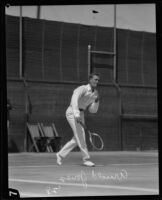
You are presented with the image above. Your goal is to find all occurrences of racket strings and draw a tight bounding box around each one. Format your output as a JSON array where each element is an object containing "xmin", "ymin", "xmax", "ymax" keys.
[{"xmin": 89, "ymin": 132, "xmax": 104, "ymax": 150}]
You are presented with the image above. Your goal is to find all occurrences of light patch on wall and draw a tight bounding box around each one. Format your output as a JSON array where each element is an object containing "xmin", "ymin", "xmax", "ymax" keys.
[
  {"xmin": 117, "ymin": 4, "xmax": 156, "ymax": 32},
  {"xmin": 5, "ymin": 6, "xmax": 37, "ymax": 18},
  {"xmin": 5, "ymin": 4, "xmax": 156, "ymax": 32}
]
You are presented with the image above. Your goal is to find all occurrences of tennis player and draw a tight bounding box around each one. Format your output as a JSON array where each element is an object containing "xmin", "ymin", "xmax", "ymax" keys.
[{"xmin": 56, "ymin": 73, "xmax": 100, "ymax": 167}]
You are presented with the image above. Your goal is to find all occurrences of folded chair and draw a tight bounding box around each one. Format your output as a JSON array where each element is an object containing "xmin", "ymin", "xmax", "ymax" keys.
[
  {"xmin": 26, "ymin": 123, "xmax": 50, "ymax": 152},
  {"xmin": 39, "ymin": 123, "xmax": 62, "ymax": 152}
]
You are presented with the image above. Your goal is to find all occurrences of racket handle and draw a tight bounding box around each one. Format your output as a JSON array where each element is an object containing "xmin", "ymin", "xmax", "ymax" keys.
[{"xmin": 79, "ymin": 121, "xmax": 87, "ymax": 130}]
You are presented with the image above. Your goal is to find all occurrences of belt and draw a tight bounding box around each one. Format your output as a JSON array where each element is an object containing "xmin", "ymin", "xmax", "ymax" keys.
[{"xmin": 69, "ymin": 105, "xmax": 84, "ymax": 112}]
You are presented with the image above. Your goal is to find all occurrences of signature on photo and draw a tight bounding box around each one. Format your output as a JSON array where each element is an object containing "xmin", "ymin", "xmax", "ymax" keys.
[{"xmin": 45, "ymin": 169, "xmax": 128, "ymax": 194}]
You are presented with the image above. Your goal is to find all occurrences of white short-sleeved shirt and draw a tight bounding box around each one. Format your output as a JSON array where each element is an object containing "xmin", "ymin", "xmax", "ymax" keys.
[{"xmin": 70, "ymin": 84, "xmax": 99, "ymax": 117}]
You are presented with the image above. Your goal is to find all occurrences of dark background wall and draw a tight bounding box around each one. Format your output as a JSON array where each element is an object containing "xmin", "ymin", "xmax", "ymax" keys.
[{"xmin": 6, "ymin": 15, "xmax": 158, "ymax": 152}]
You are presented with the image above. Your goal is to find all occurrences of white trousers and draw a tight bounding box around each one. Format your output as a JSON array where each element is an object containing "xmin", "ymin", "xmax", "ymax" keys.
[{"xmin": 58, "ymin": 106, "xmax": 90, "ymax": 161}]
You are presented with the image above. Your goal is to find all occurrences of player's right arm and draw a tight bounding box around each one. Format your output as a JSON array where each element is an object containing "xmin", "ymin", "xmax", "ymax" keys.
[{"xmin": 71, "ymin": 86, "xmax": 86, "ymax": 123}]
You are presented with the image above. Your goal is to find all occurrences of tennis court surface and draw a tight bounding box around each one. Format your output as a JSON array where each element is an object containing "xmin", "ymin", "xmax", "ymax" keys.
[{"xmin": 9, "ymin": 151, "xmax": 159, "ymax": 197}]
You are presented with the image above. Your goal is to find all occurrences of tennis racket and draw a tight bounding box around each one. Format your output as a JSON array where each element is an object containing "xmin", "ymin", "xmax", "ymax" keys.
[{"xmin": 79, "ymin": 121, "xmax": 104, "ymax": 151}]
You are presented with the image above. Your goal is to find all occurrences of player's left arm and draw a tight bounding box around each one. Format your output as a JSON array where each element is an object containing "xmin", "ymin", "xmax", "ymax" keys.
[{"xmin": 88, "ymin": 90, "xmax": 99, "ymax": 113}]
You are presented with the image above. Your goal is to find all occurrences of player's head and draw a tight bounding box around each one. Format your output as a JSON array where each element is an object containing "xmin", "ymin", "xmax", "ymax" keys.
[{"xmin": 89, "ymin": 72, "xmax": 100, "ymax": 88}]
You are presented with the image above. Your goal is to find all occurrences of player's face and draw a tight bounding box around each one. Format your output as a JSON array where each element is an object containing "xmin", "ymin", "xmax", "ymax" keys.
[{"xmin": 90, "ymin": 75, "xmax": 100, "ymax": 88}]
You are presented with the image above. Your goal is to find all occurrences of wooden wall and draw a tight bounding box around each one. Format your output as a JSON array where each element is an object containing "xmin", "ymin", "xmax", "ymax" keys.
[{"xmin": 7, "ymin": 80, "xmax": 158, "ymax": 152}]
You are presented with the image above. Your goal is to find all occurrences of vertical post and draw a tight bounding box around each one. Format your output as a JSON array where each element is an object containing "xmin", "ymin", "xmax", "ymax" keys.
[
  {"xmin": 19, "ymin": 6, "xmax": 23, "ymax": 78},
  {"xmin": 119, "ymin": 88, "xmax": 122, "ymax": 151},
  {"xmin": 113, "ymin": 4, "xmax": 117, "ymax": 83},
  {"xmin": 59, "ymin": 23, "xmax": 64, "ymax": 81},
  {"xmin": 76, "ymin": 24, "xmax": 80, "ymax": 81},
  {"xmin": 37, "ymin": 6, "xmax": 41, "ymax": 19},
  {"xmin": 113, "ymin": 5, "xmax": 122, "ymax": 150},
  {"xmin": 141, "ymin": 32, "xmax": 144, "ymax": 86},
  {"xmin": 24, "ymin": 93, "xmax": 28, "ymax": 152},
  {"xmin": 88, "ymin": 44, "xmax": 91, "ymax": 79},
  {"xmin": 23, "ymin": 79, "xmax": 28, "ymax": 152},
  {"xmin": 42, "ymin": 20, "xmax": 45, "ymax": 80}
]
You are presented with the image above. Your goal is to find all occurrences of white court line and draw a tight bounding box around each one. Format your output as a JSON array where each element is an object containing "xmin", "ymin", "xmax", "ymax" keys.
[
  {"xmin": 9, "ymin": 178, "xmax": 158, "ymax": 193},
  {"xmin": 20, "ymin": 192, "xmax": 62, "ymax": 197},
  {"xmin": 19, "ymin": 192, "xmax": 52, "ymax": 197},
  {"xmin": 9, "ymin": 163, "xmax": 158, "ymax": 168},
  {"xmin": 111, "ymin": 163, "xmax": 158, "ymax": 166}
]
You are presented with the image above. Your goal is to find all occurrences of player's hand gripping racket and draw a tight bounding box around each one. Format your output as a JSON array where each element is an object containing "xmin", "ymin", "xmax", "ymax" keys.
[{"xmin": 79, "ymin": 121, "xmax": 104, "ymax": 151}]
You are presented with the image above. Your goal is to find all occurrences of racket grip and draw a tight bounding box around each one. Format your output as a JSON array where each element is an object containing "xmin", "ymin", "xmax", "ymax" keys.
[{"xmin": 79, "ymin": 121, "xmax": 88, "ymax": 131}]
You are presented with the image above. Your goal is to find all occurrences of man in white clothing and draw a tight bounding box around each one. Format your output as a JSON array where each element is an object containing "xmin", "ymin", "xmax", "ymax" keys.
[{"xmin": 56, "ymin": 73, "xmax": 100, "ymax": 167}]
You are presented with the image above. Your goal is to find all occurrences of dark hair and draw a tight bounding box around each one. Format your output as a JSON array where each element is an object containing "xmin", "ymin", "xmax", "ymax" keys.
[{"xmin": 89, "ymin": 72, "xmax": 100, "ymax": 80}]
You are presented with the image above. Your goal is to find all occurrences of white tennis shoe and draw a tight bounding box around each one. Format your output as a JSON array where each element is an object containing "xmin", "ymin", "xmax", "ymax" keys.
[
  {"xmin": 83, "ymin": 160, "xmax": 95, "ymax": 167},
  {"xmin": 56, "ymin": 153, "xmax": 62, "ymax": 165}
]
